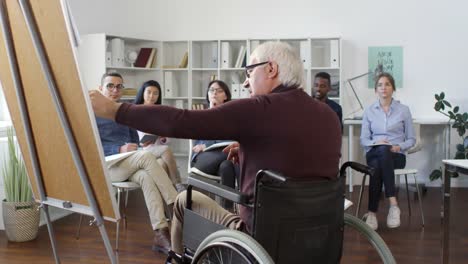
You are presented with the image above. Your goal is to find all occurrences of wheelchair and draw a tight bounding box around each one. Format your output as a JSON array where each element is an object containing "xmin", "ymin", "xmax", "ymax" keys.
[{"xmin": 166, "ymin": 162, "xmax": 396, "ymax": 264}]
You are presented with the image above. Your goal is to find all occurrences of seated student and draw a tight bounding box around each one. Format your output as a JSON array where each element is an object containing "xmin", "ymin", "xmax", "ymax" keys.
[
  {"xmin": 134, "ymin": 80, "xmax": 185, "ymax": 192},
  {"xmin": 313, "ymin": 71, "xmax": 343, "ymax": 130},
  {"xmin": 360, "ymin": 72, "xmax": 415, "ymax": 231},
  {"xmin": 96, "ymin": 72, "xmax": 177, "ymax": 253},
  {"xmin": 191, "ymin": 80, "xmax": 238, "ymax": 208},
  {"xmin": 89, "ymin": 42, "xmax": 341, "ymax": 255}
]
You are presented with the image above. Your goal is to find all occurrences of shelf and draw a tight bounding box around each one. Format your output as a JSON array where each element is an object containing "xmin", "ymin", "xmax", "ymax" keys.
[
  {"xmin": 164, "ymin": 97, "xmax": 189, "ymax": 100},
  {"xmin": 161, "ymin": 68, "xmax": 189, "ymax": 71},
  {"xmin": 192, "ymin": 68, "xmax": 218, "ymax": 71},
  {"xmin": 107, "ymin": 66, "xmax": 160, "ymax": 71},
  {"xmin": 311, "ymin": 67, "xmax": 340, "ymax": 70},
  {"xmin": 192, "ymin": 97, "xmax": 205, "ymax": 100},
  {"xmin": 220, "ymin": 68, "xmax": 244, "ymax": 71}
]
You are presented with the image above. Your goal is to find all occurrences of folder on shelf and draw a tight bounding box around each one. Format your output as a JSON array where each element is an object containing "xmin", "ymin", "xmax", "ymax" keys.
[
  {"xmin": 250, "ymin": 40, "xmax": 260, "ymax": 54},
  {"xmin": 234, "ymin": 45, "xmax": 246, "ymax": 68},
  {"xmin": 330, "ymin": 40, "xmax": 339, "ymax": 68},
  {"xmin": 164, "ymin": 71, "xmax": 174, "ymax": 97},
  {"xmin": 240, "ymin": 86, "xmax": 250, "ymax": 98},
  {"xmin": 134, "ymin": 47, "xmax": 153, "ymax": 67},
  {"xmin": 179, "ymin": 51, "xmax": 189, "ymax": 68},
  {"xmin": 300, "ymin": 41, "xmax": 310, "ymax": 68},
  {"xmin": 221, "ymin": 42, "xmax": 232, "ymax": 68},
  {"xmin": 231, "ymin": 83, "xmax": 240, "ymax": 99}
]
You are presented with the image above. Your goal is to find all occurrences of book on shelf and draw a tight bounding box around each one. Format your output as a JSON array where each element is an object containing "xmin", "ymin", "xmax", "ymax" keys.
[
  {"xmin": 145, "ymin": 48, "xmax": 157, "ymax": 68},
  {"xmin": 234, "ymin": 45, "xmax": 246, "ymax": 68},
  {"xmin": 122, "ymin": 88, "xmax": 137, "ymax": 96},
  {"xmin": 210, "ymin": 74, "xmax": 217, "ymax": 82},
  {"xmin": 192, "ymin": 103, "xmax": 205, "ymax": 110},
  {"xmin": 134, "ymin": 47, "xmax": 153, "ymax": 68},
  {"xmin": 178, "ymin": 51, "xmax": 188, "ymax": 68}
]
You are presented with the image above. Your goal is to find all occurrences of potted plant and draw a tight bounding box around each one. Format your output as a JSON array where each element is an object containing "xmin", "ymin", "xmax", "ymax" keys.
[
  {"xmin": 429, "ymin": 92, "xmax": 468, "ymax": 181},
  {"xmin": 2, "ymin": 127, "xmax": 39, "ymax": 242}
]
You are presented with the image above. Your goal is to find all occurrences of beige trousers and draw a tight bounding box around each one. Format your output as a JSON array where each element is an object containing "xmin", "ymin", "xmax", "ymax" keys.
[
  {"xmin": 109, "ymin": 150, "xmax": 177, "ymax": 230},
  {"xmin": 171, "ymin": 190, "xmax": 244, "ymax": 254}
]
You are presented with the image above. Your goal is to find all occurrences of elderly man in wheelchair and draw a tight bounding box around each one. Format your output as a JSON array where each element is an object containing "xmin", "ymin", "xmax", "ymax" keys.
[
  {"xmin": 90, "ymin": 41, "xmax": 395, "ymax": 263},
  {"xmin": 166, "ymin": 162, "xmax": 395, "ymax": 264}
]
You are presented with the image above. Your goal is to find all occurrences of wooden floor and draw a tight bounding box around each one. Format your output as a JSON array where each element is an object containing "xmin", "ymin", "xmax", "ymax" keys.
[{"xmin": 1, "ymin": 186, "xmax": 468, "ymax": 263}]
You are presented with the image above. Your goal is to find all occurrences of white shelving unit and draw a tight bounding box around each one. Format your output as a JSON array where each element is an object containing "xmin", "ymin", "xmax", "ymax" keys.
[{"xmin": 78, "ymin": 34, "xmax": 342, "ymax": 180}]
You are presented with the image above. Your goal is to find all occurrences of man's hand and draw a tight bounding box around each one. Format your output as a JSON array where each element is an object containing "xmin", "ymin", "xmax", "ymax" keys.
[
  {"xmin": 120, "ymin": 143, "xmax": 138, "ymax": 153},
  {"xmin": 140, "ymin": 141, "xmax": 154, "ymax": 148},
  {"xmin": 89, "ymin": 90, "xmax": 121, "ymax": 120},
  {"xmin": 192, "ymin": 144, "xmax": 206, "ymax": 153},
  {"xmin": 223, "ymin": 142, "xmax": 240, "ymax": 164},
  {"xmin": 390, "ymin": 145, "xmax": 401, "ymax": 153}
]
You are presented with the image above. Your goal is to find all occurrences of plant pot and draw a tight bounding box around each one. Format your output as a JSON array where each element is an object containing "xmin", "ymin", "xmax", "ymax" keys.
[{"xmin": 2, "ymin": 200, "xmax": 40, "ymax": 242}]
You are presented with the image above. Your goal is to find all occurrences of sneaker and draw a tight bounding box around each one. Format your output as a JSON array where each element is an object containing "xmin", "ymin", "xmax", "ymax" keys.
[
  {"xmin": 365, "ymin": 213, "xmax": 378, "ymax": 231},
  {"xmin": 387, "ymin": 205, "xmax": 401, "ymax": 228}
]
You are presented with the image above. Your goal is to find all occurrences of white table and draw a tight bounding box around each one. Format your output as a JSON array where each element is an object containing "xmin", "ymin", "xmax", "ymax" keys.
[
  {"xmin": 441, "ymin": 159, "xmax": 468, "ymax": 264},
  {"xmin": 343, "ymin": 117, "xmax": 451, "ymax": 192}
]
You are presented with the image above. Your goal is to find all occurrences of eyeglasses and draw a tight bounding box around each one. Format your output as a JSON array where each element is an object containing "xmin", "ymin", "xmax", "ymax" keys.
[
  {"xmin": 244, "ymin": 61, "xmax": 269, "ymax": 78},
  {"xmin": 208, "ymin": 88, "xmax": 225, "ymax": 94},
  {"xmin": 105, "ymin": 83, "xmax": 125, "ymax": 91}
]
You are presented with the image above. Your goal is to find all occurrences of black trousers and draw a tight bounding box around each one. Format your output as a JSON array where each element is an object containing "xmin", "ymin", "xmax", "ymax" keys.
[
  {"xmin": 191, "ymin": 150, "xmax": 237, "ymax": 189},
  {"xmin": 366, "ymin": 145, "xmax": 406, "ymax": 212}
]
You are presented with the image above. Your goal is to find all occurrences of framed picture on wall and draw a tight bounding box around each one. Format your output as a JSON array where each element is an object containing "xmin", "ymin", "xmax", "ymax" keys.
[{"xmin": 368, "ymin": 46, "xmax": 403, "ymax": 88}]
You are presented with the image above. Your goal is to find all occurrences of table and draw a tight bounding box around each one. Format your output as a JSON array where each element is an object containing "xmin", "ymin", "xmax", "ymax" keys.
[
  {"xmin": 343, "ymin": 117, "xmax": 451, "ymax": 192},
  {"xmin": 441, "ymin": 159, "xmax": 468, "ymax": 264}
]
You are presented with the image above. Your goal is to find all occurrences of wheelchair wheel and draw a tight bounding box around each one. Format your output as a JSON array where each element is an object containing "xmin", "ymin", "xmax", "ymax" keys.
[
  {"xmin": 344, "ymin": 213, "xmax": 396, "ymax": 264},
  {"xmin": 192, "ymin": 229, "xmax": 274, "ymax": 264}
]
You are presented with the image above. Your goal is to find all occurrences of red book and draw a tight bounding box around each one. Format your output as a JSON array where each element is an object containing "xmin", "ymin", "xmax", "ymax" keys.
[{"xmin": 134, "ymin": 48, "xmax": 153, "ymax": 67}]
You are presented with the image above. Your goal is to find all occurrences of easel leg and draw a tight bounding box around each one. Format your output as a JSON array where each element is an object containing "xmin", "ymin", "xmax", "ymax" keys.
[
  {"xmin": 97, "ymin": 222, "xmax": 118, "ymax": 264},
  {"xmin": 42, "ymin": 204, "xmax": 61, "ymax": 264}
]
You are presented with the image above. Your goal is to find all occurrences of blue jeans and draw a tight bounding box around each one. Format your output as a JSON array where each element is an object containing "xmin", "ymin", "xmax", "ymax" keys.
[{"xmin": 366, "ymin": 145, "xmax": 406, "ymax": 212}]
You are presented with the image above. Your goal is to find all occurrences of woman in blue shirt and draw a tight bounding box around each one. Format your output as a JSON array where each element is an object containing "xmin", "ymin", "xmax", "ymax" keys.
[{"xmin": 360, "ymin": 73, "xmax": 415, "ymax": 231}]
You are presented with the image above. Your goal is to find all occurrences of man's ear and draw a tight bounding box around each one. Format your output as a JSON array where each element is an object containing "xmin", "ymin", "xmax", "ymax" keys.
[{"xmin": 267, "ymin": 62, "xmax": 279, "ymax": 79}]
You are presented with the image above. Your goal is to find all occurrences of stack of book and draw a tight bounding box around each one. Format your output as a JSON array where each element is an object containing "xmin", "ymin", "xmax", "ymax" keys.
[
  {"xmin": 134, "ymin": 48, "xmax": 157, "ymax": 68},
  {"xmin": 192, "ymin": 103, "xmax": 205, "ymax": 110},
  {"xmin": 121, "ymin": 88, "xmax": 137, "ymax": 101}
]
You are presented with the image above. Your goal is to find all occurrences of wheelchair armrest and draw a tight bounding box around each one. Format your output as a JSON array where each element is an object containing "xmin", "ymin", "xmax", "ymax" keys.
[
  {"xmin": 340, "ymin": 161, "xmax": 374, "ymax": 177},
  {"xmin": 187, "ymin": 173, "xmax": 252, "ymax": 206}
]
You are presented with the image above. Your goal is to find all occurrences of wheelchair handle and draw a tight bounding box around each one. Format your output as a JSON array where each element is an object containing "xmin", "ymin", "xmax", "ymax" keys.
[
  {"xmin": 256, "ymin": 169, "xmax": 287, "ymax": 183},
  {"xmin": 340, "ymin": 161, "xmax": 374, "ymax": 176}
]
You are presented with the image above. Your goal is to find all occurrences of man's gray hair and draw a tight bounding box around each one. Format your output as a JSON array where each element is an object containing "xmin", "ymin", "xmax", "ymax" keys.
[{"xmin": 251, "ymin": 41, "xmax": 305, "ymax": 88}]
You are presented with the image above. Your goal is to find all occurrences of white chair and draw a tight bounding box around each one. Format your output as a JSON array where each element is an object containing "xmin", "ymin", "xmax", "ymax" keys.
[
  {"xmin": 393, "ymin": 123, "xmax": 424, "ymax": 227},
  {"xmin": 187, "ymin": 139, "xmax": 222, "ymax": 182},
  {"xmin": 75, "ymin": 179, "xmax": 141, "ymax": 251}
]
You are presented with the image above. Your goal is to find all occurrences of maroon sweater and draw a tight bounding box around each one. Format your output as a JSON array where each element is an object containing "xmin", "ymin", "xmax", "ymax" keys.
[{"xmin": 116, "ymin": 85, "xmax": 341, "ymax": 230}]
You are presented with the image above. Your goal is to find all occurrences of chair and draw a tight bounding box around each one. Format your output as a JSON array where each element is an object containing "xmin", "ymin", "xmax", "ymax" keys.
[
  {"xmin": 75, "ymin": 178, "xmax": 141, "ymax": 251},
  {"xmin": 356, "ymin": 123, "xmax": 425, "ymax": 227},
  {"xmin": 167, "ymin": 162, "xmax": 396, "ymax": 264}
]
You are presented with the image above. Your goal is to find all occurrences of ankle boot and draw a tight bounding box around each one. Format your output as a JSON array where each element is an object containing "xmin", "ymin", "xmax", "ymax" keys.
[{"xmin": 152, "ymin": 227, "xmax": 171, "ymax": 254}]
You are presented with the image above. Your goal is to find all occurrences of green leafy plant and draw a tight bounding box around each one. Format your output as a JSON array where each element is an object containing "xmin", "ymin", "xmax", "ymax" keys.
[
  {"xmin": 429, "ymin": 92, "xmax": 468, "ymax": 181},
  {"xmin": 2, "ymin": 128, "xmax": 32, "ymax": 202}
]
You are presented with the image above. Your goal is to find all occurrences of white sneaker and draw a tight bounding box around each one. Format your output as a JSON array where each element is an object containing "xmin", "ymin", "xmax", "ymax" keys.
[
  {"xmin": 365, "ymin": 213, "xmax": 378, "ymax": 230},
  {"xmin": 387, "ymin": 205, "xmax": 401, "ymax": 228}
]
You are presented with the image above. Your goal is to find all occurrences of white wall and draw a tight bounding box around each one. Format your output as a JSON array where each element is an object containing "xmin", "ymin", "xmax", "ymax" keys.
[{"xmin": 68, "ymin": 0, "xmax": 468, "ymax": 186}]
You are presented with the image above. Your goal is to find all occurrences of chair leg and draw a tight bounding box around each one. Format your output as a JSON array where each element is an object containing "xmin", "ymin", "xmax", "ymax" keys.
[
  {"xmin": 356, "ymin": 174, "xmax": 367, "ymax": 217},
  {"xmin": 404, "ymin": 175, "xmax": 411, "ymax": 216},
  {"xmin": 76, "ymin": 214, "xmax": 84, "ymax": 239},
  {"xmin": 413, "ymin": 174, "xmax": 425, "ymax": 227}
]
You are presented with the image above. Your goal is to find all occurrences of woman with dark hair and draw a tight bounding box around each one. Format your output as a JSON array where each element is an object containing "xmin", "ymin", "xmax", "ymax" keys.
[
  {"xmin": 135, "ymin": 80, "xmax": 184, "ymax": 192},
  {"xmin": 191, "ymin": 80, "xmax": 237, "ymax": 209},
  {"xmin": 360, "ymin": 73, "xmax": 415, "ymax": 231}
]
